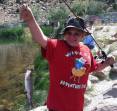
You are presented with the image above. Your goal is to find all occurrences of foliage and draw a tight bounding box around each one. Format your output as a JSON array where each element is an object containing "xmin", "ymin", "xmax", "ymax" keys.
[
  {"xmin": 0, "ymin": 27, "xmax": 25, "ymax": 43},
  {"xmin": 34, "ymin": 52, "xmax": 49, "ymax": 90},
  {"xmin": 13, "ymin": 52, "xmax": 49, "ymax": 110},
  {"xmin": 33, "ymin": 52, "xmax": 49, "ymax": 105},
  {"xmin": 48, "ymin": 5, "xmax": 69, "ymax": 22},
  {"xmin": 33, "ymin": 90, "xmax": 48, "ymax": 106},
  {"xmin": 41, "ymin": 25, "xmax": 54, "ymax": 37},
  {"xmin": 72, "ymin": 0, "xmax": 105, "ymax": 16},
  {"xmin": 47, "ymin": 5, "xmax": 69, "ymax": 38},
  {"xmin": 31, "ymin": 5, "xmax": 40, "ymax": 21}
]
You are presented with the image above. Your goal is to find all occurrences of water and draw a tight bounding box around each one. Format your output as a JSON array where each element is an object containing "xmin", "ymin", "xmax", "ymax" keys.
[{"xmin": 0, "ymin": 43, "xmax": 38, "ymax": 110}]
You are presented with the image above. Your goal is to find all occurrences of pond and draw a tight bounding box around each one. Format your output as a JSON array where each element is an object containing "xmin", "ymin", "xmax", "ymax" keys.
[{"xmin": 0, "ymin": 43, "xmax": 38, "ymax": 111}]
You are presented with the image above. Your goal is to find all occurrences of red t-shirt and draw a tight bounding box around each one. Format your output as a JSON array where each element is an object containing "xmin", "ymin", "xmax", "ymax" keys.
[{"xmin": 41, "ymin": 39, "xmax": 98, "ymax": 111}]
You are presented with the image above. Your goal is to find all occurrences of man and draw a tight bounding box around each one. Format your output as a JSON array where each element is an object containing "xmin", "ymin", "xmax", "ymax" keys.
[
  {"xmin": 83, "ymin": 22, "xmax": 96, "ymax": 50},
  {"xmin": 83, "ymin": 34, "xmax": 96, "ymax": 49},
  {"xmin": 20, "ymin": 4, "xmax": 115, "ymax": 111}
]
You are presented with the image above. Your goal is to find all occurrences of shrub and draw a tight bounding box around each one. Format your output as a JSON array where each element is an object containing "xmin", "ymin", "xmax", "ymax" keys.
[
  {"xmin": 41, "ymin": 25, "xmax": 54, "ymax": 37},
  {"xmin": 0, "ymin": 27, "xmax": 25, "ymax": 43},
  {"xmin": 72, "ymin": 0, "xmax": 105, "ymax": 16},
  {"xmin": 34, "ymin": 52, "xmax": 49, "ymax": 90},
  {"xmin": 47, "ymin": 5, "xmax": 69, "ymax": 38},
  {"xmin": 48, "ymin": 6, "xmax": 69, "ymax": 22},
  {"xmin": 33, "ymin": 52, "xmax": 49, "ymax": 105}
]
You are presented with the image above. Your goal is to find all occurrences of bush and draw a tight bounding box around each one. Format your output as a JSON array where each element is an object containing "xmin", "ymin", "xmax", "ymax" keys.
[
  {"xmin": 47, "ymin": 5, "xmax": 69, "ymax": 38},
  {"xmin": 0, "ymin": 27, "xmax": 25, "ymax": 43},
  {"xmin": 34, "ymin": 52, "xmax": 49, "ymax": 90},
  {"xmin": 72, "ymin": 2, "xmax": 86, "ymax": 16},
  {"xmin": 32, "ymin": 52, "xmax": 49, "ymax": 105},
  {"xmin": 72, "ymin": 0, "xmax": 105, "ymax": 16},
  {"xmin": 48, "ymin": 6, "xmax": 69, "ymax": 22},
  {"xmin": 41, "ymin": 25, "xmax": 54, "ymax": 37}
]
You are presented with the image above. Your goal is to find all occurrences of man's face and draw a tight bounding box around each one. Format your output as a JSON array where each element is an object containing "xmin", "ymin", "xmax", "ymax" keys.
[{"xmin": 64, "ymin": 28, "xmax": 84, "ymax": 47}]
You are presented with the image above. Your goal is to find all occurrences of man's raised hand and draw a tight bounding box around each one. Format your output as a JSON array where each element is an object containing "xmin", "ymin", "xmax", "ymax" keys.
[{"xmin": 20, "ymin": 4, "xmax": 34, "ymax": 23}]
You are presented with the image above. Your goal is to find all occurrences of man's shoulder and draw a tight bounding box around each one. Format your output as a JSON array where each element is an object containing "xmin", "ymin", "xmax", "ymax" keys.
[
  {"xmin": 47, "ymin": 38, "xmax": 65, "ymax": 48},
  {"xmin": 79, "ymin": 42, "xmax": 90, "ymax": 51},
  {"xmin": 48, "ymin": 38, "xmax": 63, "ymax": 43}
]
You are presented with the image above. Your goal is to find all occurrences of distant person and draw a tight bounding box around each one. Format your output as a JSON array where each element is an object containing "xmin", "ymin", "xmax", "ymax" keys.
[
  {"xmin": 20, "ymin": 4, "xmax": 115, "ymax": 111},
  {"xmin": 83, "ymin": 22, "xmax": 96, "ymax": 50},
  {"xmin": 83, "ymin": 34, "xmax": 96, "ymax": 49}
]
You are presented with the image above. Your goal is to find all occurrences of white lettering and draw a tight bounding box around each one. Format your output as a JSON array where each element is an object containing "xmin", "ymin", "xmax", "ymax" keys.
[
  {"xmin": 60, "ymin": 80, "xmax": 86, "ymax": 89},
  {"xmin": 65, "ymin": 51, "xmax": 79, "ymax": 57}
]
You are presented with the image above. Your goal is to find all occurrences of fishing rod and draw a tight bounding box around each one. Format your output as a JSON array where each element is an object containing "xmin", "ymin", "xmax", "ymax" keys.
[
  {"xmin": 62, "ymin": 0, "xmax": 113, "ymax": 67},
  {"xmin": 62, "ymin": 0, "xmax": 102, "ymax": 49}
]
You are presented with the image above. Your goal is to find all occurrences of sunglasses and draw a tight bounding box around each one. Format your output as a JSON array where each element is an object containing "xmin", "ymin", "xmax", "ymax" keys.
[{"xmin": 65, "ymin": 31, "xmax": 82, "ymax": 36}]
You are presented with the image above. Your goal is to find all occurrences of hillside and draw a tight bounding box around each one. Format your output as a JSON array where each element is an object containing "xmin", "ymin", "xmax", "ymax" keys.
[{"xmin": 0, "ymin": 0, "xmax": 117, "ymax": 25}]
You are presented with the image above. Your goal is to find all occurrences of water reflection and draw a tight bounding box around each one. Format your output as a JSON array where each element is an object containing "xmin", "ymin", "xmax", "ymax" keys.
[{"xmin": 0, "ymin": 43, "xmax": 38, "ymax": 110}]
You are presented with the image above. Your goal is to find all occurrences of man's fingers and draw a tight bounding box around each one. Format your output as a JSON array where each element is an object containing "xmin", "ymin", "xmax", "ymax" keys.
[
  {"xmin": 20, "ymin": 4, "xmax": 28, "ymax": 12},
  {"xmin": 19, "ymin": 4, "xmax": 34, "ymax": 22},
  {"xmin": 19, "ymin": 4, "xmax": 28, "ymax": 20},
  {"xmin": 22, "ymin": 4, "xmax": 28, "ymax": 10}
]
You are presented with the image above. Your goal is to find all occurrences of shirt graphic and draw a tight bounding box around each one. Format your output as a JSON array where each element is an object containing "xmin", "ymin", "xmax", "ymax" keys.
[{"xmin": 71, "ymin": 57, "xmax": 86, "ymax": 82}]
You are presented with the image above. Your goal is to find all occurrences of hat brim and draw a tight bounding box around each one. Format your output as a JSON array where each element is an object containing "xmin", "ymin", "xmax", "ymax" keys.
[{"xmin": 62, "ymin": 25, "xmax": 90, "ymax": 35}]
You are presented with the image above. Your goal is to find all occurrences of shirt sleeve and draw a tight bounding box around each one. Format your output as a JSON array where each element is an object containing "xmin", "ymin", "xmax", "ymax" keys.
[{"xmin": 41, "ymin": 39, "xmax": 57, "ymax": 62}]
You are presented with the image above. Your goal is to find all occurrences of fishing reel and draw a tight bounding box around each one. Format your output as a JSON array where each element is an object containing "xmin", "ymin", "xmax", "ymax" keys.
[
  {"xmin": 94, "ymin": 50, "xmax": 113, "ymax": 67},
  {"xmin": 94, "ymin": 50, "xmax": 107, "ymax": 61}
]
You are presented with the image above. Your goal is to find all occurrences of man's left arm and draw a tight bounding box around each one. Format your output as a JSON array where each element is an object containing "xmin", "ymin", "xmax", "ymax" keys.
[{"xmin": 95, "ymin": 56, "xmax": 115, "ymax": 72}]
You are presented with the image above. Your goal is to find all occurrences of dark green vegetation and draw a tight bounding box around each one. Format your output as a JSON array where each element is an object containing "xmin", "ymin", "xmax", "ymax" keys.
[
  {"xmin": 41, "ymin": 25, "xmax": 54, "ymax": 37},
  {"xmin": 33, "ymin": 53, "xmax": 49, "ymax": 105},
  {"xmin": 0, "ymin": 27, "xmax": 25, "ymax": 44}
]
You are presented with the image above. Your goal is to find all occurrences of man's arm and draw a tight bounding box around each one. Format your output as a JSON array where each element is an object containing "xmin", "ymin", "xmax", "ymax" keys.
[
  {"xmin": 20, "ymin": 4, "xmax": 47, "ymax": 49},
  {"xmin": 95, "ymin": 56, "xmax": 115, "ymax": 72}
]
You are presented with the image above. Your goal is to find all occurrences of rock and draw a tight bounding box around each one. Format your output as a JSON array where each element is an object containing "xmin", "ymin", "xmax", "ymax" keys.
[
  {"xmin": 103, "ymin": 82, "xmax": 117, "ymax": 98},
  {"xmin": 87, "ymin": 80, "xmax": 92, "ymax": 90},
  {"xmin": 30, "ymin": 106, "xmax": 48, "ymax": 111},
  {"xmin": 84, "ymin": 94, "xmax": 92, "ymax": 106},
  {"xmin": 31, "ymin": 0, "xmax": 36, "ymax": 4},
  {"xmin": 84, "ymin": 80, "xmax": 117, "ymax": 111},
  {"xmin": 109, "ymin": 68, "xmax": 117, "ymax": 80},
  {"xmin": 102, "ymin": 67, "xmax": 111, "ymax": 79},
  {"xmin": 16, "ymin": 0, "xmax": 21, "ymax": 4},
  {"xmin": 0, "ymin": 105, "xmax": 5, "ymax": 111},
  {"xmin": 109, "ymin": 62, "xmax": 117, "ymax": 80},
  {"xmin": 110, "ymin": 51, "xmax": 117, "ymax": 60},
  {"xmin": 91, "ymin": 98, "xmax": 117, "ymax": 111},
  {"xmin": 93, "ymin": 71, "xmax": 106, "ymax": 80},
  {"xmin": 92, "ymin": 64, "xmax": 112, "ymax": 81},
  {"xmin": 89, "ymin": 75, "xmax": 99, "ymax": 83},
  {"xmin": 0, "ymin": 104, "xmax": 10, "ymax": 111},
  {"xmin": 103, "ymin": 45, "xmax": 111, "ymax": 54}
]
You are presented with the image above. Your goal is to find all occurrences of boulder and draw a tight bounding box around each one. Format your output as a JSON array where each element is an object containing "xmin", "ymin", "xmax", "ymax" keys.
[
  {"xmin": 84, "ymin": 94, "xmax": 92, "ymax": 106},
  {"xmin": 89, "ymin": 75, "xmax": 99, "ymax": 83},
  {"xmin": 91, "ymin": 98, "xmax": 117, "ymax": 111},
  {"xmin": 0, "ymin": 104, "xmax": 10, "ymax": 111},
  {"xmin": 93, "ymin": 72, "xmax": 106, "ymax": 80},
  {"xmin": 109, "ymin": 65, "xmax": 117, "ymax": 80},
  {"xmin": 86, "ymin": 79, "xmax": 92, "ymax": 91},
  {"xmin": 84, "ymin": 80, "xmax": 117, "ymax": 111},
  {"xmin": 30, "ymin": 106, "xmax": 48, "ymax": 111}
]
